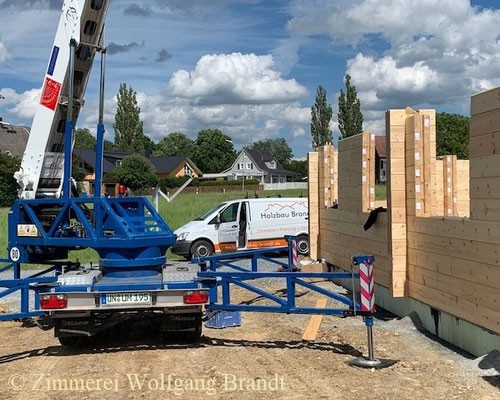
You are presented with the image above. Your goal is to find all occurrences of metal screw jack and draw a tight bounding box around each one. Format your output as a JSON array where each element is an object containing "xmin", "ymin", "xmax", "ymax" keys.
[{"xmin": 348, "ymin": 316, "xmax": 397, "ymax": 369}]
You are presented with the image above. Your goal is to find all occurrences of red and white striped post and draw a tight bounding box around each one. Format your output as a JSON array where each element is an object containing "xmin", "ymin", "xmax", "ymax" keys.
[
  {"xmin": 359, "ymin": 258, "xmax": 375, "ymax": 312},
  {"xmin": 292, "ymin": 239, "xmax": 298, "ymax": 270}
]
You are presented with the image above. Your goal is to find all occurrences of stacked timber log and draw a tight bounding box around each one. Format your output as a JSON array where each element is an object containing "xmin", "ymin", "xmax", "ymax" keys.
[{"xmin": 470, "ymin": 87, "xmax": 500, "ymax": 221}]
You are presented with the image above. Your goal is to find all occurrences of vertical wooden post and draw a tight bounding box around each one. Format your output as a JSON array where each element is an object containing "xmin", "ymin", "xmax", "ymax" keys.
[
  {"xmin": 308, "ymin": 152, "xmax": 319, "ymax": 260},
  {"xmin": 405, "ymin": 113, "xmax": 425, "ymax": 217},
  {"xmin": 330, "ymin": 146, "xmax": 338, "ymax": 203},
  {"xmin": 419, "ymin": 111, "xmax": 436, "ymax": 216},
  {"xmin": 386, "ymin": 110, "xmax": 407, "ymax": 297},
  {"xmin": 443, "ymin": 155, "xmax": 458, "ymax": 217}
]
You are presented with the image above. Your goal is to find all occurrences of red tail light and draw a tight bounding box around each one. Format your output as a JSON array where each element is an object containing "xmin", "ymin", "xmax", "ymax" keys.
[
  {"xmin": 40, "ymin": 294, "xmax": 68, "ymax": 309},
  {"xmin": 183, "ymin": 290, "xmax": 209, "ymax": 304}
]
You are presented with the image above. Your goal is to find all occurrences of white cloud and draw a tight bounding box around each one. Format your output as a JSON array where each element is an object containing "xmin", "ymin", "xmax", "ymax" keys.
[
  {"xmin": 292, "ymin": 127, "xmax": 305, "ymax": 137},
  {"xmin": 0, "ymin": 87, "xmax": 41, "ymax": 119},
  {"xmin": 168, "ymin": 53, "xmax": 308, "ymax": 105},
  {"xmin": 0, "ymin": 40, "xmax": 9, "ymax": 63},
  {"xmin": 346, "ymin": 54, "xmax": 440, "ymax": 109},
  {"xmin": 285, "ymin": 0, "xmax": 500, "ymax": 134}
]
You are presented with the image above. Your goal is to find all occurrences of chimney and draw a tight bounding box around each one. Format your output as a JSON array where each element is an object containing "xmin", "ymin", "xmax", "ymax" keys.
[{"xmin": 145, "ymin": 148, "xmax": 151, "ymax": 158}]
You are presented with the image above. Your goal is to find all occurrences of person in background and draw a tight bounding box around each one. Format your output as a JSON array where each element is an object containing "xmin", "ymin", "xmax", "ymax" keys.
[{"xmin": 118, "ymin": 184, "xmax": 128, "ymax": 197}]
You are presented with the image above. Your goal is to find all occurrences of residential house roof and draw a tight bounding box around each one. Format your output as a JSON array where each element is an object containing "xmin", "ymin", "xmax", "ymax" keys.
[
  {"xmin": 0, "ymin": 121, "xmax": 30, "ymax": 158},
  {"xmin": 73, "ymin": 148, "xmax": 202, "ymax": 176},
  {"xmin": 238, "ymin": 149, "xmax": 297, "ymax": 176},
  {"xmin": 375, "ymin": 136, "xmax": 386, "ymax": 159}
]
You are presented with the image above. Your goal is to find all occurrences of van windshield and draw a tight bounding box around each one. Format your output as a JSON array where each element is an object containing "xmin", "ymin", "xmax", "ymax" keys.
[{"xmin": 194, "ymin": 203, "xmax": 228, "ymax": 221}]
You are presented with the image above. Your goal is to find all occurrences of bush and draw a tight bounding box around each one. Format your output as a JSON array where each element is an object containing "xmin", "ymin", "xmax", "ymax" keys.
[
  {"xmin": 72, "ymin": 163, "xmax": 87, "ymax": 182},
  {"xmin": 115, "ymin": 154, "xmax": 157, "ymax": 194},
  {"xmin": 0, "ymin": 153, "xmax": 20, "ymax": 207},
  {"xmin": 103, "ymin": 171, "xmax": 118, "ymax": 183}
]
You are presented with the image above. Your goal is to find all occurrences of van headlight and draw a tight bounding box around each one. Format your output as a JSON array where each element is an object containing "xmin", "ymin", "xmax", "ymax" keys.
[{"xmin": 177, "ymin": 232, "xmax": 189, "ymax": 241}]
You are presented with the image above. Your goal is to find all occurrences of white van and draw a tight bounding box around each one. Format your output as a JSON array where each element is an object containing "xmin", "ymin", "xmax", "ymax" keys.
[{"xmin": 171, "ymin": 198, "xmax": 309, "ymax": 259}]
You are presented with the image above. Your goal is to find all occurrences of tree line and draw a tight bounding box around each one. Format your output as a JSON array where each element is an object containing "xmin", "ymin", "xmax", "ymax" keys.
[
  {"xmin": 75, "ymin": 83, "xmax": 307, "ymax": 178},
  {"xmin": 0, "ymin": 78, "xmax": 471, "ymax": 206}
]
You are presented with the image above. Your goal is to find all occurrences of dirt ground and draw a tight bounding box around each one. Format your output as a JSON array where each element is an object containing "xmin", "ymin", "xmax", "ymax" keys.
[{"xmin": 0, "ymin": 279, "xmax": 498, "ymax": 400}]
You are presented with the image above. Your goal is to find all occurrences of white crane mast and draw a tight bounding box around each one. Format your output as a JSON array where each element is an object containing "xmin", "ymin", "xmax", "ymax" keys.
[{"xmin": 15, "ymin": 0, "xmax": 109, "ymax": 199}]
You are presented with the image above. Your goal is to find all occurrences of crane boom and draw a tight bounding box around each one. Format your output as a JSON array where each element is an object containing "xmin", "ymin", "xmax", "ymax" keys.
[{"xmin": 15, "ymin": 0, "xmax": 109, "ymax": 199}]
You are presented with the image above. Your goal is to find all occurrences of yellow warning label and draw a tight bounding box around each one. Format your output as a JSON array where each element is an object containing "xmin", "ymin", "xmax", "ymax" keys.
[{"xmin": 17, "ymin": 224, "xmax": 39, "ymax": 237}]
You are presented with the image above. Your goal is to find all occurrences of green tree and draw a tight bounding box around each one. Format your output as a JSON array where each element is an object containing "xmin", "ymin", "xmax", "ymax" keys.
[
  {"xmin": 436, "ymin": 112, "xmax": 469, "ymax": 159},
  {"xmin": 284, "ymin": 159, "xmax": 307, "ymax": 178},
  {"xmin": 338, "ymin": 74, "xmax": 363, "ymax": 139},
  {"xmin": 192, "ymin": 129, "xmax": 236, "ymax": 173},
  {"xmin": 104, "ymin": 140, "xmax": 115, "ymax": 151},
  {"xmin": 74, "ymin": 128, "xmax": 96, "ymax": 150},
  {"xmin": 113, "ymin": 83, "xmax": 145, "ymax": 153},
  {"xmin": 250, "ymin": 138, "xmax": 293, "ymax": 165},
  {"xmin": 154, "ymin": 132, "xmax": 195, "ymax": 157},
  {"xmin": 143, "ymin": 135, "xmax": 157, "ymax": 154},
  {"xmin": 0, "ymin": 153, "xmax": 19, "ymax": 207},
  {"xmin": 72, "ymin": 162, "xmax": 87, "ymax": 182},
  {"xmin": 115, "ymin": 154, "xmax": 157, "ymax": 194},
  {"xmin": 311, "ymin": 85, "xmax": 333, "ymax": 148}
]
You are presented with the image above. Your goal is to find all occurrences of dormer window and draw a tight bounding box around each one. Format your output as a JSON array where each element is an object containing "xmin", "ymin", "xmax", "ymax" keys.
[{"xmin": 266, "ymin": 160, "xmax": 276, "ymax": 169}]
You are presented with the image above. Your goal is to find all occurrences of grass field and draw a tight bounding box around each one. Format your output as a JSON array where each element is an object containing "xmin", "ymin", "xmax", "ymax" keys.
[
  {"xmin": 0, "ymin": 186, "xmax": 387, "ymax": 264},
  {"xmin": 0, "ymin": 189, "xmax": 305, "ymax": 264}
]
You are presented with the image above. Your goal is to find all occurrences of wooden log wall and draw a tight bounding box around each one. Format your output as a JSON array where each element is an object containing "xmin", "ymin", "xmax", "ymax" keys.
[
  {"xmin": 308, "ymin": 144, "xmax": 338, "ymax": 260},
  {"xmin": 308, "ymin": 87, "xmax": 500, "ymax": 333},
  {"xmin": 470, "ymin": 87, "xmax": 500, "ymax": 221},
  {"xmin": 338, "ymin": 133, "xmax": 375, "ymax": 212},
  {"xmin": 311, "ymin": 133, "xmax": 391, "ymax": 289}
]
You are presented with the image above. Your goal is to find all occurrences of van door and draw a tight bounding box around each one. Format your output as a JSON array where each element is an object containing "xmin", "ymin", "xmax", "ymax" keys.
[
  {"xmin": 217, "ymin": 202, "xmax": 240, "ymax": 252},
  {"xmin": 238, "ymin": 202, "xmax": 248, "ymax": 248}
]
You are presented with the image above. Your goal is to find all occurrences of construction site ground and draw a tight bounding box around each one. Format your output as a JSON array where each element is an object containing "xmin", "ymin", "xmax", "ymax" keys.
[{"xmin": 0, "ymin": 264, "xmax": 498, "ymax": 400}]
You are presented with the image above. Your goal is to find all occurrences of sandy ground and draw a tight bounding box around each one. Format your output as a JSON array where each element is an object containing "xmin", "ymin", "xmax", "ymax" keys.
[{"xmin": 0, "ymin": 278, "xmax": 498, "ymax": 400}]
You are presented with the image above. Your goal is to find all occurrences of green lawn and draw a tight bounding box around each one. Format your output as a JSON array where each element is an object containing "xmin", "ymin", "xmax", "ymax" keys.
[
  {"xmin": 0, "ymin": 186, "xmax": 385, "ymax": 265},
  {"xmin": 375, "ymin": 184, "xmax": 387, "ymax": 201},
  {"xmin": 0, "ymin": 189, "xmax": 305, "ymax": 264}
]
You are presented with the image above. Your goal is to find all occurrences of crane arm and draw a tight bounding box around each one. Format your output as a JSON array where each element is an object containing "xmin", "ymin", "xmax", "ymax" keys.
[{"xmin": 15, "ymin": 0, "xmax": 110, "ymax": 199}]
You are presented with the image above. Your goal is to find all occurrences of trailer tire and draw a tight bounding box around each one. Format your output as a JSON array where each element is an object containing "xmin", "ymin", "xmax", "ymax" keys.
[
  {"xmin": 58, "ymin": 336, "xmax": 86, "ymax": 348},
  {"xmin": 190, "ymin": 240, "xmax": 214, "ymax": 260},
  {"xmin": 296, "ymin": 235, "xmax": 309, "ymax": 256}
]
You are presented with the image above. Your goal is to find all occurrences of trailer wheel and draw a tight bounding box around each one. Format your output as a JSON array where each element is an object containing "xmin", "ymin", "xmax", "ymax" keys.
[
  {"xmin": 296, "ymin": 235, "xmax": 309, "ymax": 256},
  {"xmin": 58, "ymin": 336, "xmax": 86, "ymax": 348},
  {"xmin": 190, "ymin": 240, "xmax": 214, "ymax": 260}
]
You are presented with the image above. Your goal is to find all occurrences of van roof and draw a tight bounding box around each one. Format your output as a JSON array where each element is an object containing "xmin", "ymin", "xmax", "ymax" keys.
[{"xmin": 227, "ymin": 197, "xmax": 306, "ymax": 203}]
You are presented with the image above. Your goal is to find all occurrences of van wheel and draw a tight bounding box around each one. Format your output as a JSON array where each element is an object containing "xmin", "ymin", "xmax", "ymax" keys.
[
  {"xmin": 296, "ymin": 235, "xmax": 309, "ymax": 256},
  {"xmin": 58, "ymin": 336, "xmax": 86, "ymax": 348},
  {"xmin": 190, "ymin": 240, "xmax": 214, "ymax": 260}
]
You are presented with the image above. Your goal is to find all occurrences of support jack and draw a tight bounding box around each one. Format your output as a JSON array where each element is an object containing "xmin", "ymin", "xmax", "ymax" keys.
[{"xmin": 348, "ymin": 317, "xmax": 397, "ymax": 369}]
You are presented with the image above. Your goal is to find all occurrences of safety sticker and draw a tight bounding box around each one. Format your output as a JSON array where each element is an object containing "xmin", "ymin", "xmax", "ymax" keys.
[{"xmin": 40, "ymin": 77, "xmax": 61, "ymax": 111}]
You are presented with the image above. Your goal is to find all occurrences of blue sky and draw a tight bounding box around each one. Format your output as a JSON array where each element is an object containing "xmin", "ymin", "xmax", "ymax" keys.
[{"xmin": 0, "ymin": 0, "xmax": 499, "ymax": 158}]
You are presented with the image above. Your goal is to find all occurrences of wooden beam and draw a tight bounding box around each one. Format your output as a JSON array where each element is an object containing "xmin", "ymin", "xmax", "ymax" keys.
[{"xmin": 302, "ymin": 298, "xmax": 328, "ymax": 341}]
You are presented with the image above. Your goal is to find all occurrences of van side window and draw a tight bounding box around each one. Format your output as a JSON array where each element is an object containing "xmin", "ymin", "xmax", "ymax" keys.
[{"xmin": 220, "ymin": 203, "xmax": 239, "ymax": 223}]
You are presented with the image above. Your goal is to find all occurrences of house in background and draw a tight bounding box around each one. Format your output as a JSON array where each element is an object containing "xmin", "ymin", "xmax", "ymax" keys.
[
  {"xmin": 203, "ymin": 149, "xmax": 297, "ymax": 184},
  {"xmin": 73, "ymin": 149, "xmax": 202, "ymax": 196},
  {"xmin": 0, "ymin": 119, "xmax": 30, "ymax": 158},
  {"xmin": 375, "ymin": 136, "xmax": 387, "ymax": 184}
]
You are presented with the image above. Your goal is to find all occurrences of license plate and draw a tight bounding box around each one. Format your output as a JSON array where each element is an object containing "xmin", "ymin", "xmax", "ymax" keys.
[{"xmin": 101, "ymin": 292, "xmax": 151, "ymax": 306}]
